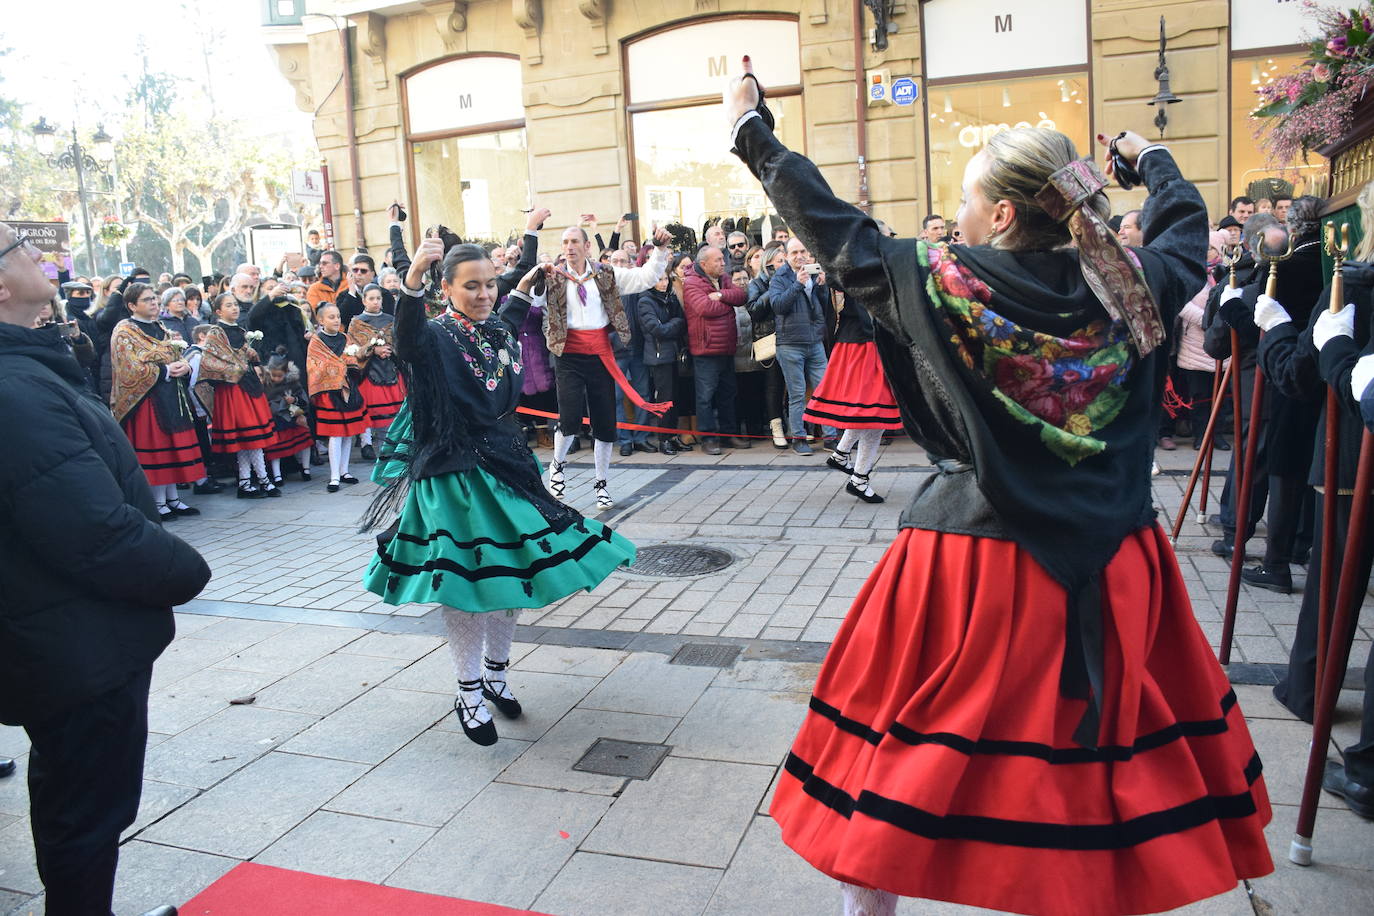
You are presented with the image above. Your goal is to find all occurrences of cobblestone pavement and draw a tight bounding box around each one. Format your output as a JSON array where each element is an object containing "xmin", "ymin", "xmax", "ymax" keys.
[{"xmin": 1, "ymin": 439, "xmax": 1371, "ymax": 914}]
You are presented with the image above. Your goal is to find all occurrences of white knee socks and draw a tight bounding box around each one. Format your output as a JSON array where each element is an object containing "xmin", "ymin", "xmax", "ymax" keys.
[
  {"xmin": 360, "ymin": 427, "xmax": 373, "ymax": 446},
  {"xmin": 552, "ymin": 431, "xmax": 573, "ymax": 464},
  {"xmin": 270, "ymin": 458, "xmax": 282, "ymax": 478},
  {"xmin": 442, "ymin": 606, "xmax": 491, "ymax": 727},
  {"xmin": 297, "ymin": 446, "xmax": 312, "ymax": 467},
  {"xmin": 483, "ymin": 610, "xmax": 520, "ymax": 701},
  {"xmin": 236, "ymin": 450, "xmax": 252, "ymax": 484},
  {"xmin": 593, "ymin": 439, "xmax": 612, "ymax": 481},
  {"xmin": 854, "ymin": 428, "xmax": 882, "ymax": 476},
  {"xmin": 327, "ymin": 437, "xmax": 351, "ymax": 482},
  {"xmin": 248, "ymin": 448, "xmax": 268, "ymax": 482},
  {"xmin": 838, "ymin": 428, "xmax": 860, "ymax": 453},
  {"xmin": 841, "ymin": 883, "xmax": 898, "ymax": 916}
]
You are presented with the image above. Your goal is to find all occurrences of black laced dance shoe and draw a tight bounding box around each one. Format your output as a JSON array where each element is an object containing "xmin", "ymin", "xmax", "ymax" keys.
[
  {"xmin": 846, "ymin": 472, "xmax": 885, "ymax": 504},
  {"xmin": 481, "ymin": 658, "xmax": 523, "ymax": 719},
  {"xmin": 454, "ymin": 679, "xmax": 497, "ymax": 746}
]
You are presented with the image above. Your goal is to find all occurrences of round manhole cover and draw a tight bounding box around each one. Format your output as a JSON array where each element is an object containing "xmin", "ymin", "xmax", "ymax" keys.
[{"xmin": 628, "ymin": 544, "xmax": 734, "ymax": 578}]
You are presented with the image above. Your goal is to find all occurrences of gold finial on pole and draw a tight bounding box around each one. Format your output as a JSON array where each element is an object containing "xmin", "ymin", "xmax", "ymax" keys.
[{"xmin": 1325, "ymin": 221, "xmax": 1351, "ymax": 313}]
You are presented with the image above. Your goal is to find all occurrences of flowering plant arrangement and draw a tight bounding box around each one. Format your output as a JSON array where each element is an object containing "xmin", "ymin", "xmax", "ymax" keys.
[
  {"xmin": 1253, "ymin": 3, "xmax": 1374, "ymax": 162},
  {"xmin": 370, "ymin": 336, "xmax": 386, "ymax": 348},
  {"xmin": 245, "ymin": 330, "xmax": 264, "ymax": 343},
  {"xmin": 97, "ymin": 216, "xmax": 130, "ymax": 247},
  {"xmin": 344, "ymin": 343, "xmax": 360, "ymax": 357},
  {"xmin": 167, "ymin": 337, "xmax": 188, "ymax": 350}
]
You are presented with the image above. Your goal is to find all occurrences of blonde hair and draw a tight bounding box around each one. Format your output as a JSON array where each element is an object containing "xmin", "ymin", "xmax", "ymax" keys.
[
  {"xmin": 1356, "ymin": 181, "xmax": 1374, "ymax": 261},
  {"xmin": 978, "ymin": 128, "xmax": 1110, "ymax": 251}
]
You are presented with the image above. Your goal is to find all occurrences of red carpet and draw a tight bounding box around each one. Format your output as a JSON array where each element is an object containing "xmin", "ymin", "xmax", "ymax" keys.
[{"xmin": 182, "ymin": 863, "xmax": 549, "ymax": 915}]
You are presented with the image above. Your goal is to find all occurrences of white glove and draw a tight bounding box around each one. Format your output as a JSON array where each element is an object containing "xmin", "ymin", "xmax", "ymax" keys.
[
  {"xmin": 1313, "ymin": 303, "xmax": 1356, "ymax": 351},
  {"xmin": 1219, "ymin": 285, "xmax": 1245, "ymax": 304},
  {"xmin": 1253, "ymin": 294, "xmax": 1291, "ymax": 333},
  {"xmin": 1352, "ymin": 353, "xmax": 1374, "ymax": 404}
]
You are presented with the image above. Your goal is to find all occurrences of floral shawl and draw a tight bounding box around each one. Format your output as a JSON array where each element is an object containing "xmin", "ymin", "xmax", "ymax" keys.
[
  {"xmin": 306, "ymin": 332, "xmax": 357, "ymax": 397},
  {"xmin": 345, "ymin": 313, "xmax": 396, "ymax": 372},
  {"xmin": 198, "ymin": 325, "xmax": 252, "ymax": 385},
  {"xmin": 924, "ymin": 242, "xmax": 1134, "ymax": 465},
  {"xmin": 109, "ymin": 319, "xmax": 180, "ymax": 422}
]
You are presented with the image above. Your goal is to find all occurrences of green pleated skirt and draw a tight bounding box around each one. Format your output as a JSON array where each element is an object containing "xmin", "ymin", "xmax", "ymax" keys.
[{"xmin": 363, "ymin": 411, "xmax": 635, "ymax": 611}]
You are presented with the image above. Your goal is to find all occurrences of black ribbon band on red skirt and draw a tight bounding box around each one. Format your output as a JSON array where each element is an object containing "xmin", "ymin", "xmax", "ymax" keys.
[
  {"xmin": 564, "ymin": 328, "xmax": 671, "ymax": 416},
  {"xmin": 1062, "ymin": 575, "xmax": 1105, "ymax": 749}
]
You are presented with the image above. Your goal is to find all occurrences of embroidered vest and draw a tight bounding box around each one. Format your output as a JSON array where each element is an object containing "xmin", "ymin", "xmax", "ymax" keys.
[{"xmin": 542, "ymin": 264, "xmax": 631, "ymax": 356}]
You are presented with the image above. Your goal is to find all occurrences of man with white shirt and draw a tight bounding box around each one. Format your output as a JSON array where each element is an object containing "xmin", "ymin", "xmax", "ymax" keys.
[{"xmin": 537, "ymin": 224, "xmax": 672, "ymax": 509}]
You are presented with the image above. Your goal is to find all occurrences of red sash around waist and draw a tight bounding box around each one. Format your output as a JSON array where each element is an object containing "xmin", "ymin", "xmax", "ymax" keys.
[{"xmin": 564, "ymin": 328, "xmax": 671, "ymax": 416}]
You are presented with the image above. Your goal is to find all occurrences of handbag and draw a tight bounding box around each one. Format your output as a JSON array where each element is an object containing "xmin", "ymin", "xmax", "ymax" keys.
[{"xmin": 751, "ymin": 333, "xmax": 776, "ymax": 363}]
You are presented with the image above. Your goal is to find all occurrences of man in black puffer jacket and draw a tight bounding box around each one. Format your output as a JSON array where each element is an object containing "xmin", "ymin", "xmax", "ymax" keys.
[{"xmin": 0, "ymin": 221, "xmax": 210, "ymax": 916}]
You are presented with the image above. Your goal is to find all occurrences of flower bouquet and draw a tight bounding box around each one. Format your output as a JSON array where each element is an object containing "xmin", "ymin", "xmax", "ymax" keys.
[
  {"xmin": 344, "ymin": 343, "xmax": 361, "ymax": 357},
  {"xmin": 246, "ymin": 330, "xmax": 264, "ymax": 343},
  {"xmin": 97, "ymin": 216, "xmax": 130, "ymax": 248},
  {"xmin": 1253, "ymin": 3, "xmax": 1374, "ymax": 162},
  {"xmin": 168, "ymin": 337, "xmax": 188, "ymax": 351}
]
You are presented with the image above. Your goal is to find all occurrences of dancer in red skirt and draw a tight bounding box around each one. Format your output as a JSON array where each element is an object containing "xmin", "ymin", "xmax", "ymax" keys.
[
  {"xmin": 262, "ymin": 350, "xmax": 314, "ymax": 485},
  {"xmin": 109, "ymin": 282, "xmax": 204, "ymax": 522},
  {"xmin": 346, "ymin": 283, "xmax": 406, "ymax": 461},
  {"xmin": 307, "ymin": 302, "xmax": 369, "ymax": 492},
  {"xmin": 727, "ymin": 61, "xmax": 1271, "ymax": 916},
  {"xmin": 201, "ymin": 293, "xmax": 279, "ymax": 499},
  {"xmin": 804, "ymin": 286, "xmax": 903, "ymax": 503}
]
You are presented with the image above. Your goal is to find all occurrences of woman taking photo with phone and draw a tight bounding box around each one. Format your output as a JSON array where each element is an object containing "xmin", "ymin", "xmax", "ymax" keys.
[
  {"xmin": 725, "ymin": 60, "xmax": 1271, "ymax": 915},
  {"xmin": 360, "ymin": 240, "xmax": 635, "ymax": 747}
]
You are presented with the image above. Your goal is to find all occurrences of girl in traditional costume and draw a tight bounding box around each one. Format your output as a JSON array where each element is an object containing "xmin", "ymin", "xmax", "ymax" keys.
[
  {"xmin": 360, "ymin": 241, "xmax": 635, "ymax": 746},
  {"xmin": 201, "ymin": 293, "xmax": 279, "ymax": 498},
  {"xmin": 307, "ymin": 302, "xmax": 370, "ymax": 492},
  {"xmin": 805, "ymin": 284, "xmax": 903, "ymax": 503},
  {"xmin": 726, "ymin": 62, "xmax": 1272, "ymax": 916},
  {"xmin": 262, "ymin": 350, "xmax": 315, "ymax": 484},
  {"xmin": 109, "ymin": 282, "xmax": 204, "ymax": 521},
  {"xmin": 345, "ymin": 282, "xmax": 406, "ymax": 461}
]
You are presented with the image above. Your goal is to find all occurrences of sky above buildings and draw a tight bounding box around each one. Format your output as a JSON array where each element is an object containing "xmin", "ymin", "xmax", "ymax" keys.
[{"xmin": 3, "ymin": 0, "xmax": 312, "ymax": 144}]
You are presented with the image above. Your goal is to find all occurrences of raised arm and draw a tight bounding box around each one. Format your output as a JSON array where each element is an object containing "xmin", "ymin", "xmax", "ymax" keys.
[
  {"xmin": 497, "ymin": 207, "xmax": 549, "ymax": 300},
  {"xmin": 1132, "ymin": 147, "xmax": 1208, "ymax": 314},
  {"xmin": 397, "ymin": 236, "xmax": 447, "ymax": 362},
  {"xmin": 614, "ymin": 236, "xmax": 670, "ymax": 294}
]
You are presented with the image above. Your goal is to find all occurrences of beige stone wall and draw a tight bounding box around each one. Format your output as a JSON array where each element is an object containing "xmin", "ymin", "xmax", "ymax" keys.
[{"xmin": 266, "ymin": 0, "xmax": 1241, "ymax": 252}]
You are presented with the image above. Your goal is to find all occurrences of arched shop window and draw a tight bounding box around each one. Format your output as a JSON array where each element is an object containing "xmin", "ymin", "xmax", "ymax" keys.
[
  {"xmin": 402, "ymin": 55, "xmax": 531, "ymax": 244},
  {"xmin": 921, "ymin": 0, "xmax": 1091, "ymax": 223},
  {"xmin": 1230, "ymin": 1, "xmax": 1331, "ymax": 201},
  {"xmin": 625, "ymin": 17, "xmax": 805, "ymax": 241}
]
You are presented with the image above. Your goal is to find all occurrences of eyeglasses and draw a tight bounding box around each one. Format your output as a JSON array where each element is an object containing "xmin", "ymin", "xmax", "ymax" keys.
[
  {"xmin": 0, "ymin": 237, "xmax": 39, "ymax": 262},
  {"xmin": 350, "ymin": 266, "xmax": 372, "ymax": 273},
  {"xmin": 728, "ymin": 242, "xmax": 747, "ymax": 249}
]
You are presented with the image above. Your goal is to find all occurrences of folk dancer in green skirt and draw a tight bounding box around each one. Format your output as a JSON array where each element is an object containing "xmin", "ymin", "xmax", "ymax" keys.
[{"xmin": 361, "ymin": 238, "xmax": 636, "ymax": 745}]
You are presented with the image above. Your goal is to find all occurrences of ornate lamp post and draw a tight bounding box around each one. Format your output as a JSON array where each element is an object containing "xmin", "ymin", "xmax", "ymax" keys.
[{"xmin": 30, "ymin": 117, "xmax": 115, "ymax": 275}]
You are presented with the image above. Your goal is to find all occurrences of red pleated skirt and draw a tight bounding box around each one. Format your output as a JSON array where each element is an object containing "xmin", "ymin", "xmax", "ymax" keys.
[
  {"xmin": 771, "ymin": 524, "xmax": 1273, "ymax": 916},
  {"xmin": 358, "ymin": 376, "xmax": 406, "ymax": 425},
  {"xmin": 210, "ymin": 385, "xmax": 275, "ymax": 453},
  {"xmin": 121, "ymin": 398, "xmax": 205, "ymax": 486},
  {"xmin": 312, "ymin": 391, "xmax": 370, "ymax": 438},
  {"xmin": 803, "ymin": 341, "xmax": 902, "ymax": 429},
  {"xmin": 266, "ymin": 421, "xmax": 314, "ymax": 460}
]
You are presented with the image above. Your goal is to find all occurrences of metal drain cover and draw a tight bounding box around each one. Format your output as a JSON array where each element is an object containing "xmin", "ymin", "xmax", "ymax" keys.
[
  {"xmin": 669, "ymin": 642, "xmax": 741, "ymax": 669},
  {"xmin": 572, "ymin": 738, "xmax": 671, "ymax": 780},
  {"xmin": 628, "ymin": 544, "xmax": 734, "ymax": 578}
]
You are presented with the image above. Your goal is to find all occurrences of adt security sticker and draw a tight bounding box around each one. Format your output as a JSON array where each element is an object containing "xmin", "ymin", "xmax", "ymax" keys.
[{"xmin": 891, "ymin": 78, "xmax": 919, "ymax": 106}]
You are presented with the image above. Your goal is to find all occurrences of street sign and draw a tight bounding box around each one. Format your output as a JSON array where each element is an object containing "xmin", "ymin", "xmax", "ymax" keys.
[
  {"xmin": 891, "ymin": 77, "xmax": 919, "ymax": 106},
  {"xmin": 291, "ymin": 169, "xmax": 326, "ymax": 205}
]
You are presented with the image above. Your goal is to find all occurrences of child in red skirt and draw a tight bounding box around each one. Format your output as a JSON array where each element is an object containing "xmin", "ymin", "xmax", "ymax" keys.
[
  {"xmin": 262, "ymin": 350, "xmax": 314, "ymax": 485},
  {"xmin": 307, "ymin": 302, "xmax": 370, "ymax": 492},
  {"xmin": 345, "ymin": 283, "xmax": 406, "ymax": 461},
  {"xmin": 200, "ymin": 293, "xmax": 279, "ymax": 499},
  {"xmin": 108, "ymin": 282, "xmax": 205, "ymax": 522},
  {"xmin": 804, "ymin": 290, "xmax": 902, "ymax": 503}
]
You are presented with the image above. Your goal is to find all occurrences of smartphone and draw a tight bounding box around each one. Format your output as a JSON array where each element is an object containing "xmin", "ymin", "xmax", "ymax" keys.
[
  {"xmin": 623, "ymin": 212, "xmax": 638, "ymax": 221},
  {"xmin": 804, "ymin": 263, "xmax": 822, "ymax": 276}
]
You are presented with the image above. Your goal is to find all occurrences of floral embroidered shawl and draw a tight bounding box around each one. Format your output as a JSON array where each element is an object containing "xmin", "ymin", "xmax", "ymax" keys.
[
  {"xmin": 306, "ymin": 332, "xmax": 356, "ymax": 397},
  {"xmin": 109, "ymin": 319, "xmax": 180, "ymax": 422},
  {"xmin": 924, "ymin": 241, "xmax": 1134, "ymax": 465},
  {"xmin": 198, "ymin": 325, "xmax": 252, "ymax": 385},
  {"xmin": 345, "ymin": 312, "xmax": 396, "ymax": 371}
]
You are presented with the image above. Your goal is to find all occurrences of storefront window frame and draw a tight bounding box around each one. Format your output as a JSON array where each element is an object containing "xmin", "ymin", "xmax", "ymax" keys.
[
  {"xmin": 1226, "ymin": 39, "xmax": 1326, "ymax": 205},
  {"xmin": 918, "ymin": 1, "xmax": 1094, "ymax": 217},
  {"xmin": 400, "ymin": 52, "xmax": 530, "ymax": 249},
  {"xmin": 621, "ymin": 14, "xmax": 805, "ymax": 244}
]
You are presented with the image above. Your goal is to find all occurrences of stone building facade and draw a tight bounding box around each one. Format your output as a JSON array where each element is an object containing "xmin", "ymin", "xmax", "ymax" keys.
[{"xmin": 262, "ymin": 0, "xmax": 1326, "ymax": 252}]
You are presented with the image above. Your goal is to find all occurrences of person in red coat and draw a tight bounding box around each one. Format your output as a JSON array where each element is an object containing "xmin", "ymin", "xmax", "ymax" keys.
[{"xmin": 683, "ymin": 244, "xmax": 747, "ymax": 454}]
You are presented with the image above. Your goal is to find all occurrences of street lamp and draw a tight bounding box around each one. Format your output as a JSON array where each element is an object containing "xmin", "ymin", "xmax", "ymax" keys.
[{"xmin": 29, "ymin": 117, "xmax": 113, "ymax": 275}]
